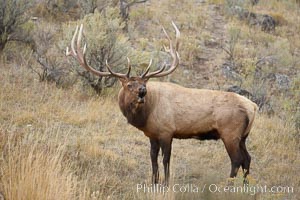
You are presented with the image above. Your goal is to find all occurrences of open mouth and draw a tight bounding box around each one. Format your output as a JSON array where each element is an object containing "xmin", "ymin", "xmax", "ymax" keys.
[{"xmin": 137, "ymin": 97, "xmax": 145, "ymax": 103}]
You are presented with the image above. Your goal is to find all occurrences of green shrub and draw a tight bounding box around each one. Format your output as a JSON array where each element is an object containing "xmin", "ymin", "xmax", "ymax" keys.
[
  {"xmin": 62, "ymin": 8, "xmax": 139, "ymax": 93},
  {"xmin": 0, "ymin": 0, "xmax": 33, "ymax": 51}
]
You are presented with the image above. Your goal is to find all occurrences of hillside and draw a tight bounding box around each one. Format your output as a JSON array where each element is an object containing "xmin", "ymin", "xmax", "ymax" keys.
[{"xmin": 0, "ymin": 0, "xmax": 299, "ymax": 200}]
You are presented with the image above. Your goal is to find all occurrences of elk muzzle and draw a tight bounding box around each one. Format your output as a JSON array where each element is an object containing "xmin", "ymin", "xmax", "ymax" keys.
[{"xmin": 138, "ymin": 86, "xmax": 147, "ymax": 103}]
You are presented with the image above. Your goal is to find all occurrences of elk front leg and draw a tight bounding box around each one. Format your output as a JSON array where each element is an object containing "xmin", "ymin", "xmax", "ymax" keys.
[
  {"xmin": 159, "ymin": 138, "xmax": 173, "ymax": 186},
  {"xmin": 150, "ymin": 138, "xmax": 160, "ymax": 184}
]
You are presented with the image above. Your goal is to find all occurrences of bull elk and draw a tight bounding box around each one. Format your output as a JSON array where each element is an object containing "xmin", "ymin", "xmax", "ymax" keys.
[{"xmin": 66, "ymin": 23, "xmax": 258, "ymax": 185}]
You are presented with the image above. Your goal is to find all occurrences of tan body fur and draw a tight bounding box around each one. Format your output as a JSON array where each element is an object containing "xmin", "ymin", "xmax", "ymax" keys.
[{"xmin": 119, "ymin": 81, "xmax": 257, "ymax": 140}]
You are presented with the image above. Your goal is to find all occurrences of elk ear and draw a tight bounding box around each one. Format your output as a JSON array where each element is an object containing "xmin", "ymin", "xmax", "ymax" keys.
[
  {"xmin": 118, "ymin": 77, "xmax": 128, "ymax": 87},
  {"xmin": 143, "ymin": 77, "xmax": 150, "ymax": 83}
]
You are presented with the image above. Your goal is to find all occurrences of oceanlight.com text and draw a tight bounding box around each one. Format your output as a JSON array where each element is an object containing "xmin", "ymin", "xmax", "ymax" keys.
[{"xmin": 136, "ymin": 183, "xmax": 294, "ymax": 196}]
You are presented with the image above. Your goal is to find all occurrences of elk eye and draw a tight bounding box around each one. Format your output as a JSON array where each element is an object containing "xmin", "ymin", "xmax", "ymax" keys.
[{"xmin": 127, "ymin": 83, "xmax": 132, "ymax": 89}]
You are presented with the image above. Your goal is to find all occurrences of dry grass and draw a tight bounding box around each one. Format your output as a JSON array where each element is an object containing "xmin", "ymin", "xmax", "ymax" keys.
[
  {"xmin": 0, "ymin": 0, "xmax": 299, "ymax": 199},
  {"xmin": 0, "ymin": 133, "xmax": 79, "ymax": 200},
  {"xmin": 0, "ymin": 62, "xmax": 299, "ymax": 200}
]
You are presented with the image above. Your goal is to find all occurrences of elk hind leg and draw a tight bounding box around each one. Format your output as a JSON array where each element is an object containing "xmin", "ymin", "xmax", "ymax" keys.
[
  {"xmin": 223, "ymin": 137, "xmax": 244, "ymax": 178},
  {"xmin": 240, "ymin": 136, "xmax": 251, "ymax": 180}
]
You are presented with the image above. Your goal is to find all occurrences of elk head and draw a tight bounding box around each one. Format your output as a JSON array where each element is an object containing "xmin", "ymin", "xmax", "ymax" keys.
[{"xmin": 66, "ymin": 22, "xmax": 180, "ymax": 108}]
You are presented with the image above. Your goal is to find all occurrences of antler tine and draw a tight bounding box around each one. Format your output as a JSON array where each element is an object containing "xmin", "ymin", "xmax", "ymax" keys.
[
  {"xmin": 162, "ymin": 26, "xmax": 175, "ymax": 55},
  {"xmin": 76, "ymin": 24, "xmax": 85, "ymax": 63},
  {"xmin": 66, "ymin": 24, "xmax": 124, "ymax": 77},
  {"xmin": 66, "ymin": 25, "xmax": 78, "ymax": 56},
  {"xmin": 144, "ymin": 22, "xmax": 180, "ymax": 79},
  {"xmin": 146, "ymin": 64, "xmax": 166, "ymax": 78},
  {"xmin": 140, "ymin": 59, "xmax": 153, "ymax": 78},
  {"xmin": 162, "ymin": 26, "xmax": 171, "ymax": 43},
  {"xmin": 126, "ymin": 57, "xmax": 131, "ymax": 78},
  {"xmin": 66, "ymin": 26, "xmax": 77, "ymax": 56},
  {"xmin": 163, "ymin": 45, "xmax": 170, "ymax": 53},
  {"xmin": 163, "ymin": 21, "xmax": 180, "ymax": 53},
  {"xmin": 172, "ymin": 21, "xmax": 180, "ymax": 51},
  {"xmin": 105, "ymin": 60, "xmax": 129, "ymax": 79},
  {"xmin": 72, "ymin": 25, "xmax": 79, "ymax": 55}
]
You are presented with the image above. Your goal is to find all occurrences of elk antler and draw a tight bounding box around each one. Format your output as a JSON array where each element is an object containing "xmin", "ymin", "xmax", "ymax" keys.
[
  {"xmin": 106, "ymin": 57, "xmax": 131, "ymax": 79},
  {"xmin": 141, "ymin": 21, "xmax": 180, "ymax": 79},
  {"xmin": 66, "ymin": 24, "xmax": 131, "ymax": 79}
]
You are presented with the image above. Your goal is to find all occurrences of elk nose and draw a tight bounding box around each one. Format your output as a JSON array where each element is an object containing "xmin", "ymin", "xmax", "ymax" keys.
[{"xmin": 138, "ymin": 86, "xmax": 147, "ymax": 97}]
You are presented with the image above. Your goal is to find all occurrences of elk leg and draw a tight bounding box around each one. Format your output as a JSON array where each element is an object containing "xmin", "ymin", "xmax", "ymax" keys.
[
  {"xmin": 150, "ymin": 138, "xmax": 160, "ymax": 184},
  {"xmin": 159, "ymin": 138, "xmax": 173, "ymax": 186},
  {"xmin": 240, "ymin": 137, "xmax": 251, "ymax": 179},
  {"xmin": 222, "ymin": 138, "xmax": 244, "ymax": 178}
]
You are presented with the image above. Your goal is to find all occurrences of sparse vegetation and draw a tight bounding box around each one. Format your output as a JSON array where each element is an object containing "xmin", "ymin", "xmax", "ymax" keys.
[
  {"xmin": 0, "ymin": 0, "xmax": 33, "ymax": 51},
  {"xmin": 0, "ymin": 0, "xmax": 299, "ymax": 199},
  {"xmin": 62, "ymin": 8, "xmax": 132, "ymax": 93}
]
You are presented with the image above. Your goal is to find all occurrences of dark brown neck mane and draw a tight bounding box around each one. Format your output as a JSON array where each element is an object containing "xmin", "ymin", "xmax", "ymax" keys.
[{"xmin": 118, "ymin": 91, "xmax": 150, "ymax": 129}]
